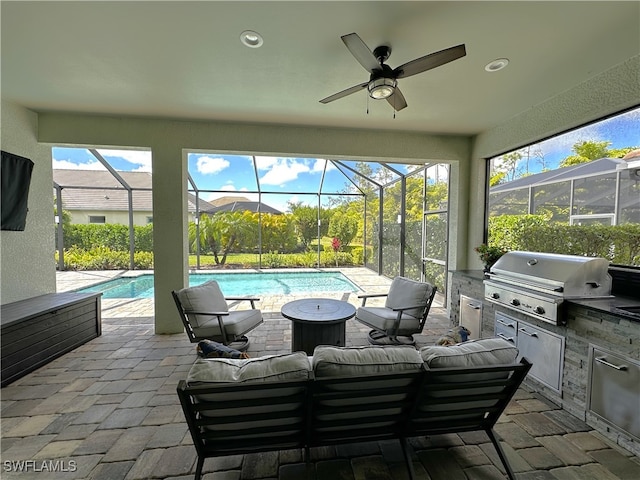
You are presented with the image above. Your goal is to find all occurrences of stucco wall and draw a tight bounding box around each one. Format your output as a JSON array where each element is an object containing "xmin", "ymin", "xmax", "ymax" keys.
[
  {"xmin": 66, "ymin": 209, "xmax": 153, "ymax": 226},
  {"xmin": 1, "ymin": 101, "xmax": 56, "ymax": 303}
]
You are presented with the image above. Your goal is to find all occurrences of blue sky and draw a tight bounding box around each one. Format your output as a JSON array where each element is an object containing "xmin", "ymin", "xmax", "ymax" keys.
[
  {"xmin": 52, "ymin": 106, "xmax": 639, "ymax": 210},
  {"xmin": 496, "ymin": 106, "xmax": 640, "ymax": 173}
]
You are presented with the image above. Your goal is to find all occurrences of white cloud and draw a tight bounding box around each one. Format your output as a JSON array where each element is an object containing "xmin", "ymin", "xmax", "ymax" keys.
[
  {"xmin": 254, "ymin": 156, "xmax": 280, "ymax": 171},
  {"xmin": 52, "ymin": 158, "xmax": 106, "ymax": 170},
  {"xmin": 259, "ymin": 158, "xmax": 310, "ymax": 186},
  {"xmin": 312, "ymin": 158, "xmax": 337, "ymax": 173},
  {"xmin": 97, "ymin": 149, "xmax": 152, "ymax": 172},
  {"xmin": 197, "ymin": 156, "xmax": 230, "ymax": 175}
]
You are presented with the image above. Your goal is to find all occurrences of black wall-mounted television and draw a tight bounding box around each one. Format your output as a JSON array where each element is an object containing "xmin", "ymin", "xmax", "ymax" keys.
[{"xmin": 1, "ymin": 150, "xmax": 34, "ymax": 231}]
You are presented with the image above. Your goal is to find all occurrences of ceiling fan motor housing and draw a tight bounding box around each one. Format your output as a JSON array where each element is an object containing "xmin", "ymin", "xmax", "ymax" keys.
[{"xmin": 373, "ymin": 45, "xmax": 391, "ymax": 63}]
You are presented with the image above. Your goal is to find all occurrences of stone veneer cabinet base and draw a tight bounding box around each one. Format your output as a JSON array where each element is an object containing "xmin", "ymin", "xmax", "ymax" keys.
[{"xmin": 450, "ymin": 269, "xmax": 640, "ymax": 456}]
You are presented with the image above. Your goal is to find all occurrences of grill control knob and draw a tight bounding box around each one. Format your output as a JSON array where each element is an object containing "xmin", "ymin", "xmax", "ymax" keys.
[
  {"xmin": 534, "ymin": 306, "xmax": 545, "ymax": 315},
  {"xmin": 491, "ymin": 292, "xmax": 500, "ymax": 299},
  {"xmin": 511, "ymin": 299, "xmax": 521, "ymax": 306}
]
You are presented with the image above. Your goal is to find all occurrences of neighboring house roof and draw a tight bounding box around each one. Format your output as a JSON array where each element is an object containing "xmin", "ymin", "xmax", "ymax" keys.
[
  {"xmin": 210, "ymin": 196, "xmax": 252, "ymax": 207},
  {"xmin": 53, "ymin": 169, "xmax": 214, "ymax": 213},
  {"xmin": 204, "ymin": 200, "xmax": 282, "ymax": 215},
  {"xmin": 490, "ymin": 158, "xmax": 626, "ymax": 193}
]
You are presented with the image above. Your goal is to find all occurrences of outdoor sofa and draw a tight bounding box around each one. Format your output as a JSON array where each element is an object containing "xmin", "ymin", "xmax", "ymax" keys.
[{"xmin": 177, "ymin": 338, "xmax": 531, "ymax": 480}]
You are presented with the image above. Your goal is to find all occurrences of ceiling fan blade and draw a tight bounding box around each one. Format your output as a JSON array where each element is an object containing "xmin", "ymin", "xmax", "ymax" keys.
[
  {"xmin": 319, "ymin": 82, "xmax": 368, "ymax": 104},
  {"xmin": 394, "ymin": 44, "xmax": 466, "ymax": 79},
  {"xmin": 386, "ymin": 86, "xmax": 407, "ymax": 111},
  {"xmin": 341, "ymin": 33, "xmax": 380, "ymax": 73}
]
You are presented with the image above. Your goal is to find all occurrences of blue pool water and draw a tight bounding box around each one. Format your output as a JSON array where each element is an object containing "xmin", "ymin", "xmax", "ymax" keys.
[{"xmin": 77, "ymin": 271, "xmax": 361, "ymax": 299}]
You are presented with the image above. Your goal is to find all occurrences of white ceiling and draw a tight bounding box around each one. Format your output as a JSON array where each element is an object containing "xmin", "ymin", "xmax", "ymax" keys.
[{"xmin": 2, "ymin": 1, "xmax": 638, "ymax": 135}]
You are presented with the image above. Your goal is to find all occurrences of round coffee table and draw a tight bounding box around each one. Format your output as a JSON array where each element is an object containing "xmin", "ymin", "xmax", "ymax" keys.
[{"xmin": 281, "ymin": 298, "xmax": 356, "ymax": 355}]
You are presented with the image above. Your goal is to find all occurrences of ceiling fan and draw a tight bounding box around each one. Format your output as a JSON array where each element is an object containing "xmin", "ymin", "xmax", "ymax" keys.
[{"xmin": 320, "ymin": 33, "xmax": 466, "ymax": 111}]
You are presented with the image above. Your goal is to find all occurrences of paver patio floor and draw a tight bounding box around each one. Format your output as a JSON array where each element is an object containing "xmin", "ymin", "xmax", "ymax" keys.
[{"xmin": 1, "ymin": 268, "xmax": 638, "ymax": 479}]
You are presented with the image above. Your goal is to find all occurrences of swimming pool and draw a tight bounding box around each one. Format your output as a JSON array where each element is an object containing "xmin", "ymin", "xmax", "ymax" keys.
[{"xmin": 76, "ymin": 271, "xmax": 361, "ymax": 299}]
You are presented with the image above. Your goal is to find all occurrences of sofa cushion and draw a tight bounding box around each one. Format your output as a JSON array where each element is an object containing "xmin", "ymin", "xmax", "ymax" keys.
[
  {"xmin": 385, "ymin": 276, "xmax": 433, "ymax": 319},
  {"xmin": 175, "ymin": 280, "xmax": 228, "ymax": 328},
  {"xmin": 312, "ymin": 345, "xmax": 423, "ymax": 429},
  {"xmin": 187, "ymin": 352, "xmax": 311, "ymax": 384},
  {"xmin": 355, "ymin": 307, "xmax": 421, "ymax": 334},
  {"xmin": 194, "ymin": 309, "xmax": 262, "ymax": 339},
  {"xmin": 187, "ymin": 353, "xmax": 311, "ymax": 440},
  {"xmin": 420, "ymin": 337, "xmax": 518, "ymax": 369},
  {"xmin": 313, "ymin": 345, "xmax": 423, "ymax": 377},
  {"xmin": 417, "ymin": 338, "xmax": 520, "ymax": 417}
]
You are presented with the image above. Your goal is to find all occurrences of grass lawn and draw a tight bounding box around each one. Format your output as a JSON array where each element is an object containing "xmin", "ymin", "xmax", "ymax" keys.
[
  {"xmin": 189, "ymin": 253, "xmax": 260, "ymax": 268},
  {"xmin": 188, "ymin": 242, "xmax": 365, "ymax": 269}
]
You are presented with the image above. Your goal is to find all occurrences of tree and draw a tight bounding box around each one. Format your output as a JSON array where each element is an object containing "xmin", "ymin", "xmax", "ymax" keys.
[
  {"xmin": 558, "ymin": 140, "xmax": 638, "ymax": 167},
  {"xmin": 494, "ymin": 150, "xmax": 523, "ymax": 182},
  {"xmin": 560, "ymin": 140, "xmax": 611, "ymax": 167},
  {"xmin": 260, "ymin": 213, "xmax": 297, "ymax": 252},
  {"xmin": 490, "ymin": 171, "xmax": 507, "ymax": 187},
  {"xmin": 288, "ymin": 202, "xmax": 331, "ymax": 249},
  {"xmin": 189, "ymin": 211, "xmax": 251, "ymax": 265},
  {"xmin": 328, "ymin": 211, "xmax": 358, "ymax": 247}
]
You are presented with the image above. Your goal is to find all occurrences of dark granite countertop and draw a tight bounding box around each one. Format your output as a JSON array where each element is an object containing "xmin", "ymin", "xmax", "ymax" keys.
[{"xmin": 567, "ymin": 295, "xmax": 640, "ymax": 323}]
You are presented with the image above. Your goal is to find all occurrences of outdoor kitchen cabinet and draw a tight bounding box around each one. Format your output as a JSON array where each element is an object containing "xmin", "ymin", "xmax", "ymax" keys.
[
  {"xmin": 459, "ymin": 294, "xmax": 482, "ymax": 340},
  {"xmin": 588, "ymin": 345, "xmax": 640, "ymax": 440},
  {"xmin": 495, "ymin": 312, "xmax": 565, "ymax": 392}
]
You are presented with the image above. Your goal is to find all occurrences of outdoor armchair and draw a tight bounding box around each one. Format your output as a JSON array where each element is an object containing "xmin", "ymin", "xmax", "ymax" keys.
[
  {"xmin": 355, "ymin": 276, "xmax": 437, "ymax": 345},
  {"xmin": 172, "ymin": 280, "xmax": 263, "ymax": 351}
]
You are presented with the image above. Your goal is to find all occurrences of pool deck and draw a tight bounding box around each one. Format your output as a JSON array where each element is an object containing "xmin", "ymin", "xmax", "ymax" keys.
[{"xmin": 55, "ymin": 267, "xmax": 451, "ymax": 356}]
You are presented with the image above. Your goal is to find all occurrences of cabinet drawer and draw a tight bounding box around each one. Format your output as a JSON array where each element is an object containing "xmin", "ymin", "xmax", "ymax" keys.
[
  {"xmin": 495, "ymin": 312, "xmax": 517, "ymax": 345},
  {"xmin": 588, "ymin": 346, "xmax": 640, "ymax": 440},
  {"xmin": 517, "ymin": 322, "xmax": 564, "ymax": 392},
  {"xmin": 494, "ymin": 312, "xmax": 564, "ymax": 392}
]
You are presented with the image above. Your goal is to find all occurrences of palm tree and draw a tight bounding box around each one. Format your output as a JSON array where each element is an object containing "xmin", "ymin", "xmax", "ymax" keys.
[{"xmin": 189, "ymin": 212, "xmax": 252, "ymax": 265}]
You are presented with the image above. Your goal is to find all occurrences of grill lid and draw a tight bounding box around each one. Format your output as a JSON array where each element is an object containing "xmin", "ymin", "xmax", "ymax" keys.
[{"xmin": 488, "ymin": 251, "xmax": 612, "ymax": 298}]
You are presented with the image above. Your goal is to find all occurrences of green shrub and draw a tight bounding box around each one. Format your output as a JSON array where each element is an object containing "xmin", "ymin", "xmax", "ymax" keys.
[
  {"xmin": 60, "ymin": 223, "xmax": 154, "ymax": 252},
  {"xmin": 57, "ymin": 246, "xmax": 154, "ymax": 270},
  {"xmin": 489, "ymin": 216, "xmax": 640, "ymax": 265},
  {"xmin": 133, "ymin": 251, "xmax": 154, "ymax": 269},
  {"xmin": 262, "ymin": 251, "xmax": 284, "ymax": 268}
]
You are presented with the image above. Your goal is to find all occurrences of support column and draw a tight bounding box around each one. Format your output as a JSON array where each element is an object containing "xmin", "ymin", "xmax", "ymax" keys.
[{"xmin": 151, "ymin": 146, "xmax": 188, "ymax": 334}]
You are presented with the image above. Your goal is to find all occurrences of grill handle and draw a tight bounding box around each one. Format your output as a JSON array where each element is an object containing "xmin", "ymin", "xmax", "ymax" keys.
[{"xmin": 595, "ymin": 356, "xmax": 627, "ymax": 371}]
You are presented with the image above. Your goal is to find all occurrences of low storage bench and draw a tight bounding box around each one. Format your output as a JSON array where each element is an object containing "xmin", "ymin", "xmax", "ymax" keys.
[
  {"xmin": 177, "ymin": 338, "xmax": 531, "ymax": 480},
  {"xmin": 1, "ymin": 292, "xmax": 102, "ymax": 387}
]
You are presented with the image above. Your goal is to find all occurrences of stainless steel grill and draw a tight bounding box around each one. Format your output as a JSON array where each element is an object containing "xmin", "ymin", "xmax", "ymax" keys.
[{"xmin": 484, "ymin": 251, "xmax": 612, "ymax": 325}]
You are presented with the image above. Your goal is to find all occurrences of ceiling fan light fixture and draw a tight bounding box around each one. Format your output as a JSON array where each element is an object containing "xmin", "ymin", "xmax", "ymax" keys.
[
  {"xmin": 240, "ymin": 30, "xmax": 263, "ymax": 48},
  {"xmin": 485, "ymin": 58, "xmax": 509, "ymax": 72},
  {"xmin": 368, "ymin": 77, "xmax": 396, "ymax": 99}
]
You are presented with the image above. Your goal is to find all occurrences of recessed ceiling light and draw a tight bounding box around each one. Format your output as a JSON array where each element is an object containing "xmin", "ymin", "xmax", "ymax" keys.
[
  {"xmin": 240, "ymin": 30, "xmax": 263, "ymax": 48},
  {"xmin": 485, "ymin": 58, "xmax": 509, "ymax": 72}
]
